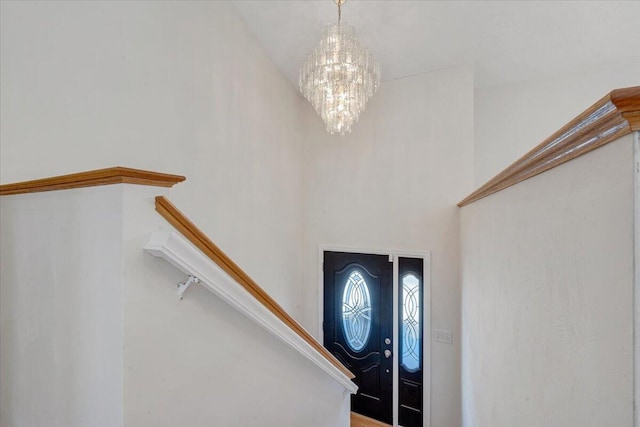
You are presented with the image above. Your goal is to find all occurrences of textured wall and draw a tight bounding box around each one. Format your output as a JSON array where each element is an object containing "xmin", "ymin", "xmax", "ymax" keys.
[
  {"xmin": 460, "ymin": 136, "xmax": 634, "ymax": 426},
  {"xmin": 0, "ymin": 0, "xmax": 307, "ymax": 316},
  {"xmin": 0, "ymin": 187, "xmax": 125, "ymax": 426},
  {"xmin": 474, "ymin": 61, "xmax": 640, "ymax": 186},
  {"xmin": 0, "ymin": 184, "xmax": 352, "ymax": 427},
  {"xmin": 302, "ymin": 65, "xmax": 475, "ymax": 427},
  {"xmin": 121, "ymin": 186, "xmax": 351, "ymax": 427}
]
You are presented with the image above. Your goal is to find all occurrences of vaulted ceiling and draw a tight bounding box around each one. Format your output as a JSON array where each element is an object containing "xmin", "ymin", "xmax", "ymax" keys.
[{"xmin": 233, "ymin": 0, "xmax": 640, "ymax": 88}]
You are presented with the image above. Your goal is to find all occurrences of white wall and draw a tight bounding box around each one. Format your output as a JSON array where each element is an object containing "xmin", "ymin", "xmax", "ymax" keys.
[
  {"xmin": 0, "ymin": 184, "xmax": 352, "ymax": 427},
  {"xmin": 0, "ymin": 0, "xmax": 306, "ymax": 316},
  {"xmin": 121, "ymin": 186, "xmax": 351, "ymax": 427},
  {"xmin": 7, "ymin": 2, "xmax": 634, "ymax": 425},
  {"xmin": 301, "ymin": 65, "xmax": 475, "ymax": 427},
  {"xmin": 0, "ymin": 187, "xmax": 125, "ymax": 427},
  {"xmin": 460, "ymin": 136, "xmax": 634, "ymax": 426},
  {"xmin": 1, "ymin": 2, "xmax": 474, "ymax": 424},
  {"xmin": 474, "ymin": 60, "xmax": 640, "ymax": 186}
]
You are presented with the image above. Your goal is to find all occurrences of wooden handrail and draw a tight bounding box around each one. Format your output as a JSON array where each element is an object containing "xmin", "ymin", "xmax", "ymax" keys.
[
  {"xmin": 458, "ymin": 86, "xmax": 640, "ymax": 207},
  {"xmin": 0, "ymin": 167, "xmax": 186, "ymax": 196},
  {"xmin": 154, "ymin": 196, "xmax": 355, "ymax": 380}
]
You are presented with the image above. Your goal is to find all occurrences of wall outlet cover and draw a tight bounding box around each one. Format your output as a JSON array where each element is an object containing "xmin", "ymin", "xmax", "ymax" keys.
[{"xmin": 433, "ymin": 328, "xmax": 453, "ymax": 345}]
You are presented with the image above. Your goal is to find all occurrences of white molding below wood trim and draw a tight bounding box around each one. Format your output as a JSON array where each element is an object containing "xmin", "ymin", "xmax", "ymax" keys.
[{"xmin": 144, "ymin": 231, "xmax": 358, "ymax": 395}]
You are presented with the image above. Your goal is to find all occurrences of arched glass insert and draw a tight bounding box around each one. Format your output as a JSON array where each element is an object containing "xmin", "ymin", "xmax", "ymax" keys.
[
  {"xmin": 401, "ymin": 273, "xmax": 421, "ymax": 372},
  {"xmin": 342, "ymin": 270, "xmax": 372, "ymax": 352}
]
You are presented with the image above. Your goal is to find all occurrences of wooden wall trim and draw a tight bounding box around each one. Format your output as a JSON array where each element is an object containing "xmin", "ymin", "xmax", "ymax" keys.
[
  {"xmin": 0, "ymin": 167, "xmax": 186, "ymax": 196},
  {"xmin": 154, "ymin": 196, "xmax": 355, "ymax": 380},
  {"xmin": 458, "ymin": 86, "xmax": 640, "ymax": 207}
]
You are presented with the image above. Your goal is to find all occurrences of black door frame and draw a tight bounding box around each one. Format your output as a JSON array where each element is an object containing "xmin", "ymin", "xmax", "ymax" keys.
[{"xmin": 319, "ymin": 246, "xmax": 431, "ymax": 427}]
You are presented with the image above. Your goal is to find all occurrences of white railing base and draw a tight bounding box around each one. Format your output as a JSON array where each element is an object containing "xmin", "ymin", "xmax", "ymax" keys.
[{"xmin": 144, "ymin": 231, "xmax": 358, "ymax": 395}]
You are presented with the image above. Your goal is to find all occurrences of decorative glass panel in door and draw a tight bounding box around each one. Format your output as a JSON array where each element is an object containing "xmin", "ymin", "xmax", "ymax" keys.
[{"xmin": 342, "ymin": 270, "xmax": 372, "ymax": 352}]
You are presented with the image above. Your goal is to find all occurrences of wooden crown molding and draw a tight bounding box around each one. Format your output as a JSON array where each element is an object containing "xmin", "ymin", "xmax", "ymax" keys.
[
  {"xmin": 458, "ymin": 86, "xmax": 640, "ymax": 207},
  {"xmin": 0, "ymin": 167, "xmax": 186, "ymax": 196},
  {"xmin": 154, "ymin": 196, "xmax": 355, "ymax": 380}
]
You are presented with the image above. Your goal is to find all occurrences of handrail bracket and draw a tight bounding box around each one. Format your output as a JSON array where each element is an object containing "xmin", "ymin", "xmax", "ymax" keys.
[{"xmin": 177, "ymin": 275, "xmax": 200, "ymax": 300}]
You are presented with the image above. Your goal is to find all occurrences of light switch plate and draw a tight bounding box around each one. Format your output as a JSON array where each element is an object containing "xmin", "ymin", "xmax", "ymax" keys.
[{"xmin": 433, "ymin": 328, "xmax": 453, "ymax": 345}]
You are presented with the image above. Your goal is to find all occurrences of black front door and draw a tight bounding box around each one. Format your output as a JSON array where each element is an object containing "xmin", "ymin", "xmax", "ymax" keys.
[{"xmin": 323, "ymin": 251, "xmax": 393, "ymax": 424}]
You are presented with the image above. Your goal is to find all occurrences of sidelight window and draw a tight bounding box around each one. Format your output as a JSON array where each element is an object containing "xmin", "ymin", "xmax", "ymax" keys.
[{"xmin": 401, "ymin": 273, "xmax": 420, "ymax": 372}]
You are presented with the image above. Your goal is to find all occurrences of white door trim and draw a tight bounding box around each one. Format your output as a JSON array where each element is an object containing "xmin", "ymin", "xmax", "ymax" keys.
[
  {"xmin": 318, "ymin": 245, "xmax": 432, "ymax": 427},
  {"xmin": 633, "ymin": 131, "xmax": 639, "ymax": 427}
]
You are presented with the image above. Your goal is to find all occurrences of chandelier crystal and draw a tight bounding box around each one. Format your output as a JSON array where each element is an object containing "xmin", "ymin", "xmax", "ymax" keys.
[{"xmin": 299, "ymin": 0, "xmax": 381, "ymax": 136}]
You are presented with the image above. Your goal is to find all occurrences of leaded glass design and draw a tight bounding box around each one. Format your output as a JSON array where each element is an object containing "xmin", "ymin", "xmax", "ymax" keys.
[
  {"xmin": 401, "ymin": 273, "xmax": 421, "ymax": 372},
  {"xmin": 342, "ymin": 270, "xmax": 372, "ymax": 352}
]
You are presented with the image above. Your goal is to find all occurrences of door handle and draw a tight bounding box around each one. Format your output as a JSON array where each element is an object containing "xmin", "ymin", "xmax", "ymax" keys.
[{"xmin": 384, "ymin": 349, "xmax": 392, "ymax": 359}]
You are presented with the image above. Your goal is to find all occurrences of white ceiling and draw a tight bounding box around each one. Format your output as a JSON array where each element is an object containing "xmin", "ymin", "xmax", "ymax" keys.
[{"xmin": 232, "ymin": 0, "xmax": 640, "ymax": 88}]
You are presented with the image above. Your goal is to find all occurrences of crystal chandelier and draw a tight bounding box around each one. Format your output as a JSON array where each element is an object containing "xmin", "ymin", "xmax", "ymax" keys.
[{"xmin": 299, "ymin": 0, "xmax": 381, "ymax": 135}]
